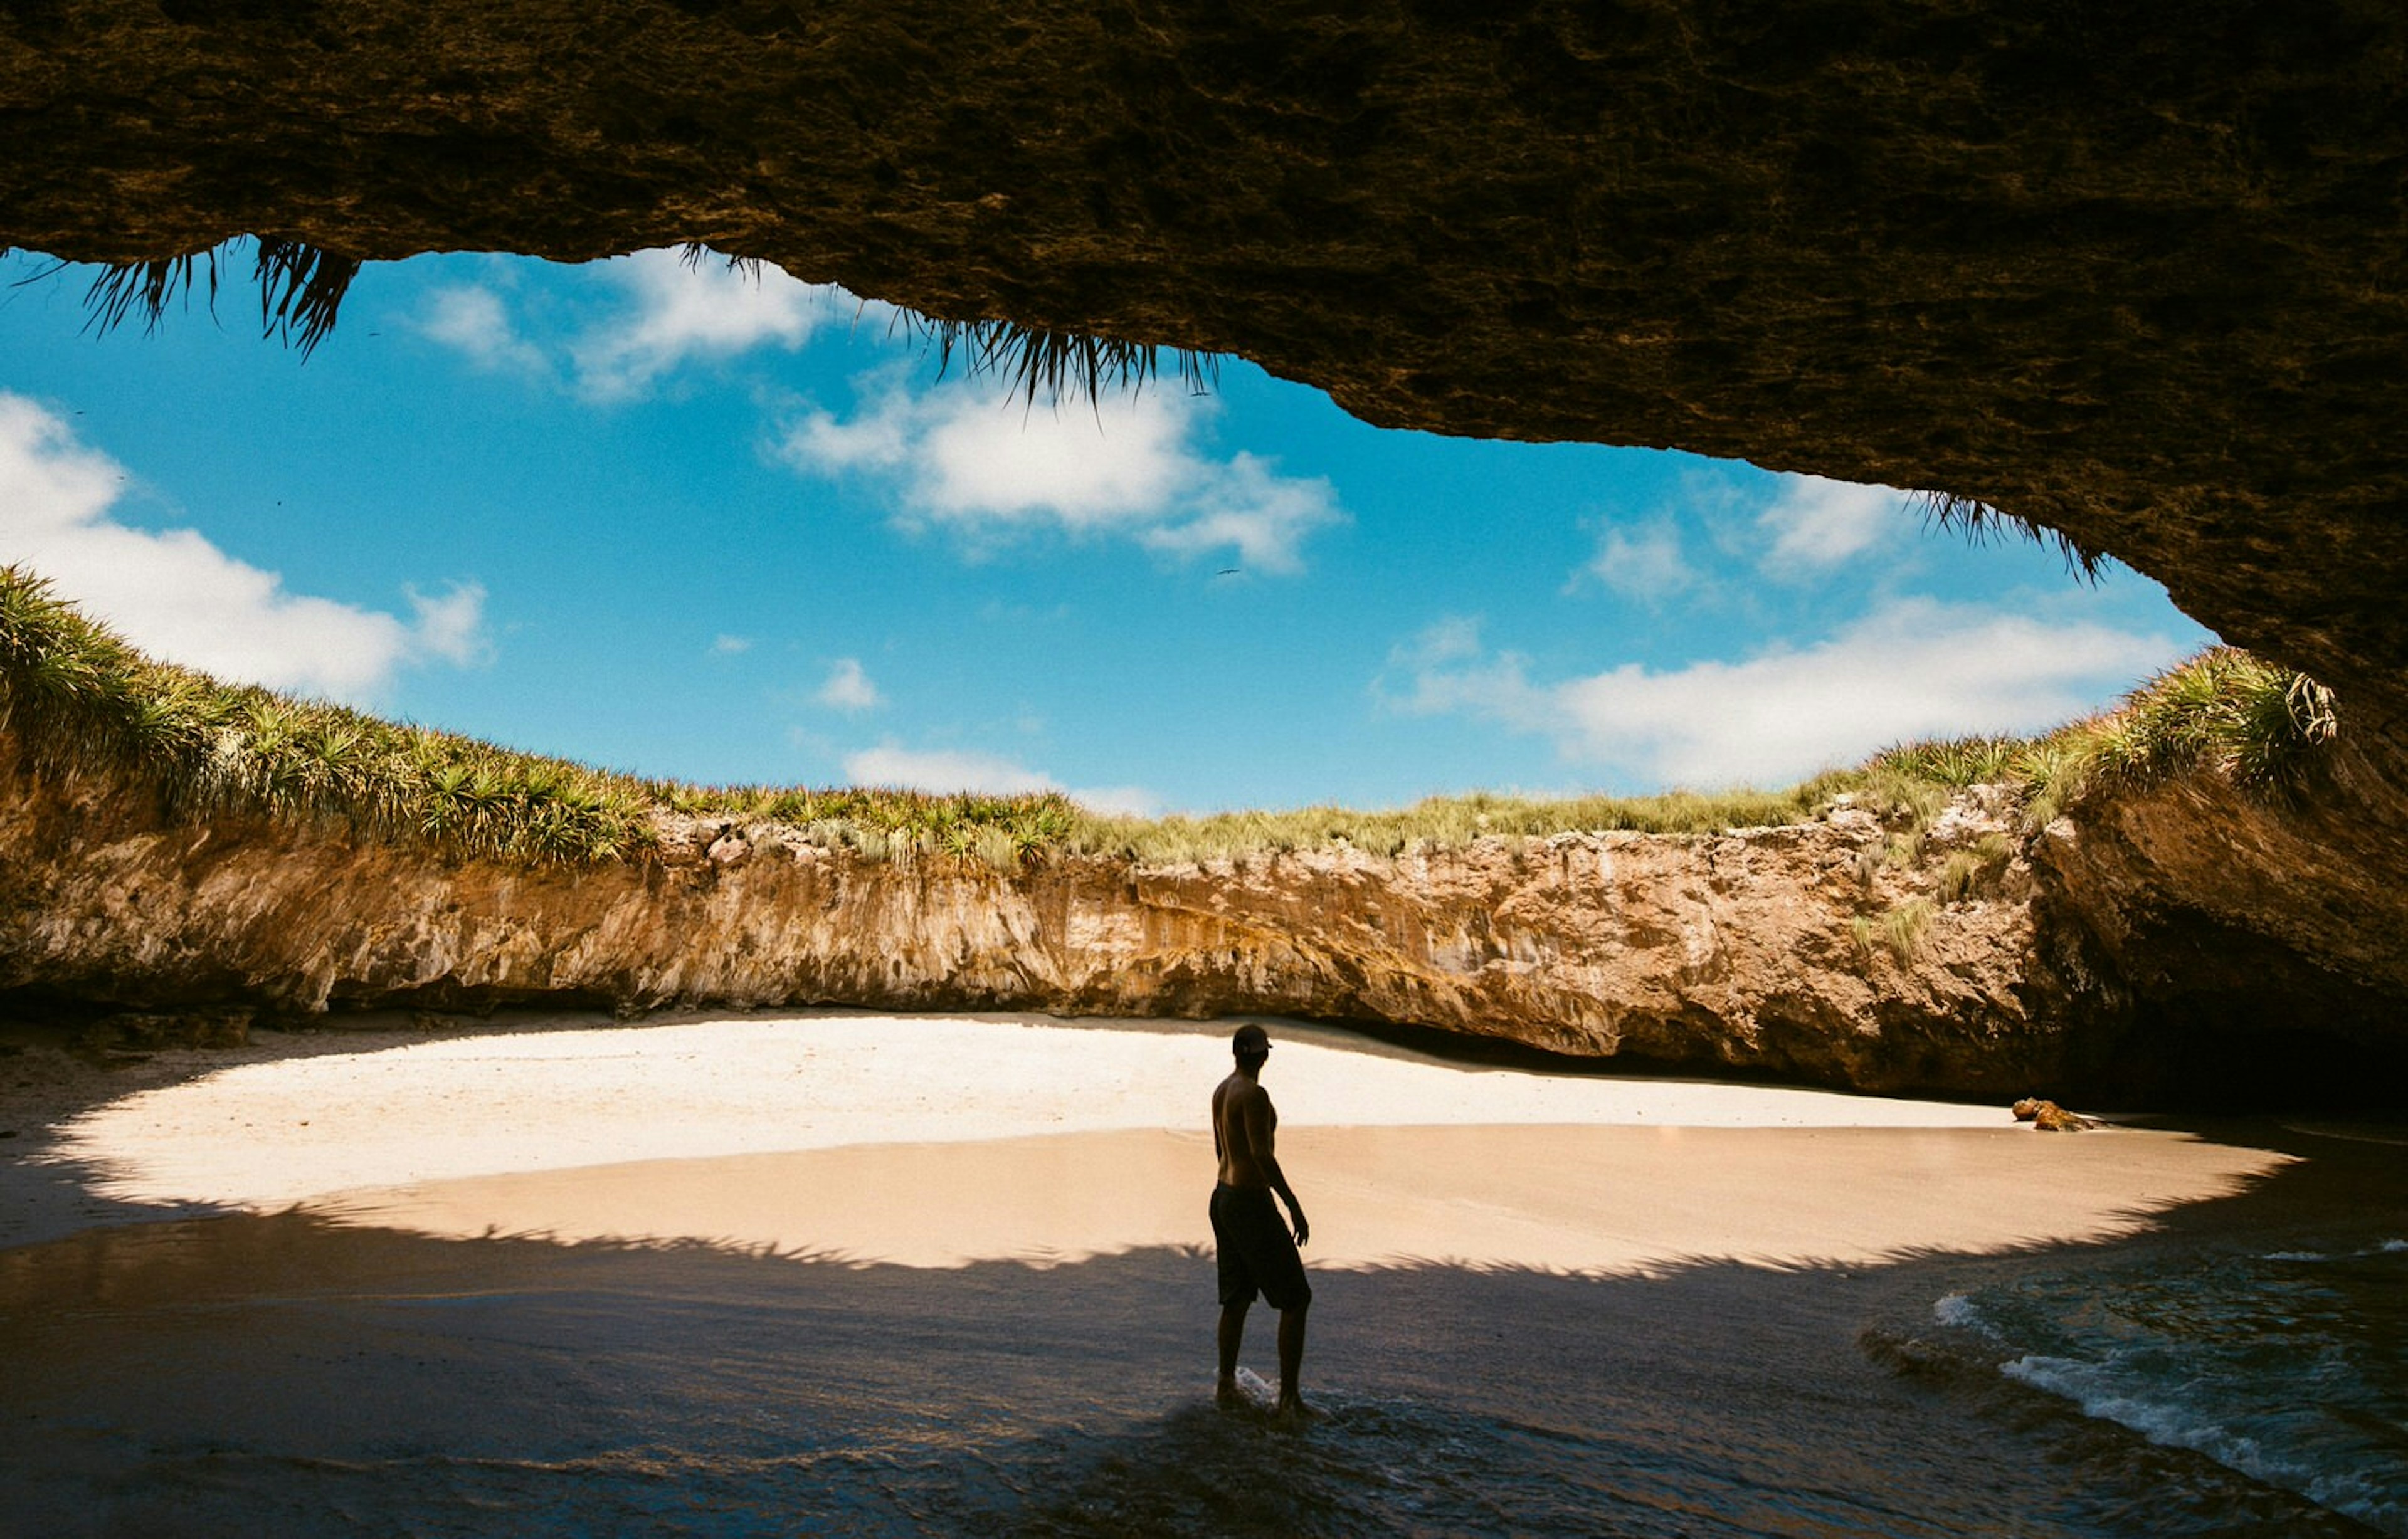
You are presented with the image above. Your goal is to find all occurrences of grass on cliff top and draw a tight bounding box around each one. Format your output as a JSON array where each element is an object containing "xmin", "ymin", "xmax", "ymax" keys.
[
  {"xmin": 0, "ymin": 566, "xmax": 2339, "ymax": 869},
  {"xmin": 1867, "ymin": 648, "xmax": 2340, "ymax": 826}
]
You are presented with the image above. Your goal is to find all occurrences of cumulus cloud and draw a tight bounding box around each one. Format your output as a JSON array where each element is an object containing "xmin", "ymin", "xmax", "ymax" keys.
[
  {"xmin": 710, "ymin": 634, "xmax": 753, "ymax": 655},
  {"xmin": 1388, "ymin": 598, "xmax": 2188, "ymax": 790},
  {"xmin": 815, "ymin": 657, "xmax": 883, "ymax": 712},
  {"xmin": 569, "ymin": 250, "xmax": 839, "ymax": 401},
  {"xmin": 406, "ymin": 582, "xmax": 490, "ymax": 666},
  {"xmin": 1756, "ymin": 475, "xmax": 1910, "ymax": 569},
  {"xmin": 1576, "ymin": 518, "xmax": 1695, "ymax": 600},
  {"xmin": 413, "ymin": 285, "xmax": 547, "ymax": 376},
  {"xmin": 0, "ymin": 392, "xmax": 489, "ymax": 701},
  {"xmin": 777, "ymin": 375, "xmax": 1343, "ymax": 573},
  {"xmin": 842, "ymin": 742, "xmax": 1161, "ymax": 817},
  {"xmin": 413, "ymin": 249, "xmax": 843, "ymax": 401}
]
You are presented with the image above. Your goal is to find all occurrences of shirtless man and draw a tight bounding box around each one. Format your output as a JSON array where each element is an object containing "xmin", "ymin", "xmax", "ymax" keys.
[{"xmin": 1210, "ymin": 1022, "xmax": 1311, "ymax": 1417}]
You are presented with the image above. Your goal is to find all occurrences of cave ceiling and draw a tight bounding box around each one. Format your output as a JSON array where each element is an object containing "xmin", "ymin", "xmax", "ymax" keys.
[{"xmin": 4, "ymin": 1, "xmax": 2405, "ymax": 730}]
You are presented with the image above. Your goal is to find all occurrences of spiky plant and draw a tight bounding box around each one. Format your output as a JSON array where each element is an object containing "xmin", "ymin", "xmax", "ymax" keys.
[
  {"xmin": 1869, "ymin": 735, "xmax": 2024, "ymax": 787},
  {"xmin": 2067, "ymin": 649, "xmax": 2340, "ymax": 803},
  {"xmin": 904, "ymin": 313, "xmax": 1219, "ymax": 406},
  {"xmin": 1852, "ymin": 898, "xmax": 1937, "ymax": 965},
  {"xmin": 1938, "ymin": 834, "xmax": 2013, "ymax": 902},
  {"xmin": 70, "ymin": 237, "xmax": 362, "ymax": 357},
  {"xmin": 1909, "ymin": 490, "xmax": 2108, "ymax": 582}
]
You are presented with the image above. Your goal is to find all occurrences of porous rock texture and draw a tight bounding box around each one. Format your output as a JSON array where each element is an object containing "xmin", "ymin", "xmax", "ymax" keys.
[
  {"xmin": 9, "ymin": 728, "xmax": 2407, "ymax": 1103},
  {"xmin": 5, "ymin": 1, "xmax": 2408, "ymax": 739}
]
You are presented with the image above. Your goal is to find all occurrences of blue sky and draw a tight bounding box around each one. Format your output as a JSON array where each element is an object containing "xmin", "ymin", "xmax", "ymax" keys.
[{"xmin": 0, "ymin": 243, "xmax": 2213, "ymax": 814}]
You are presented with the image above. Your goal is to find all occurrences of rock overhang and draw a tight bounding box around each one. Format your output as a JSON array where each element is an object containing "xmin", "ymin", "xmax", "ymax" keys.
[{"xmin": 3, "ymin": 0, "xmax": 2405, "ymax": 730}]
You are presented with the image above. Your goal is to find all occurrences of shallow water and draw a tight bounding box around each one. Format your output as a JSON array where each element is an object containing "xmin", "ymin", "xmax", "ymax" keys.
[
  {"xmin": 1918, "ymin": 1237, "xmax": 2408, "ymax": 1535},
  {"xmin": 7, "ymin": 1126, "xmax": 2404, "ymax": 1539}
]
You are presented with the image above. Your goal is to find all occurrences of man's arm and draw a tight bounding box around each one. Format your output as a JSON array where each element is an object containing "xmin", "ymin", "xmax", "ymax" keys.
[{"xmin": 1243, "ymin": 1091, "xmax": 1309, "ymax": 1247}]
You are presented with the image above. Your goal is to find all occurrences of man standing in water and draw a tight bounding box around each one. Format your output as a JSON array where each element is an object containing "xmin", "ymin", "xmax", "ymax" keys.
[{"xmin": 1211, "ymin": 1023, "xmax": 1311, "ymax": 1417}]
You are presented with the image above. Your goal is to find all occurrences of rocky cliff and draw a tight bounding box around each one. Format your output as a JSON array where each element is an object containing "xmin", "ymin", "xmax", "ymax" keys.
[
  {"xmin": 6, "ymin": 2, "xmax": 2408, "ymax": 739},
  {"xmin": 9, "ymin": 723, "xmax": 2404, "ymax": 1105}
]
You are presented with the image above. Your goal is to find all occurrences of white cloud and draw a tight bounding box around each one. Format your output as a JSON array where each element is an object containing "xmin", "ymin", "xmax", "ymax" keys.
[
  {"xmin": 1390, "ymin": 597, "xmax": 2187, "ymax": 790},
  {"xmin": 406, "ymin": 582, "xmax": 490, "ymax": 666},
  {"xmin": 1577, "ymin": 519, "xmax": 1694, "ymax": 599},
  {"xmin": 1394, "ymin": 615, "xmax": 1486, "ymax": 668},
  {"xmin": 710, "ymin": 634, "xmax": 753, "ymax": 655},
  {"xmin": 569, "ymin": 251, "xmax": 837, "ymax": 401},
  {"xmin": 1060, "ymin": 784, "xmax": 1164, "ymax": 819},
  {"xmin": 413, "ymin": 285, "xmax": 547, "ymax": 376},
  {"xmin": 1756, "ymin": 475, "xmax": 1909, "ymax": 569},
  {"xmin": 413, "ymin": 249, "xmax": 844, "ymax": 401},
  {"xmin": 815, "ymin": 657, "xmax": 883, "ymax": 712},
  {"xmin": 777, "ymin": 374, "xmax": 1342, "ymax": 574},
  {"xmin": 0, "ymin": 392, "xmax": 488, "ymax": 701},
  {"xmin": 842, "ymin": 742, "xmax": 1161, "ymax": 817}
]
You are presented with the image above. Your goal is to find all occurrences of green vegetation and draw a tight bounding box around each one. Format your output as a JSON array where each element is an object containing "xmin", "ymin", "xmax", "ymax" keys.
[
  {"xmin": 643, "ymin": 777, "xmax": 1077, "ymax": 869},
  {"xmin": 0, "ymin": 569, "xmax": 2342, "ymax": 872},
  {"xmin": 0, "ymin": 567, "xmax": 655, "ymax": 863},
  {"xmin": 1938, "ymin": 834, "xmax": 2014, "ymax": 902},
  {"xmin": 2028, "ymin": 648, "xmax": 2340, "ymax": 812},
  {"xmin": 67, "ymin": 236, "xmax": 1216, "ymax": 404},
  {"xmin": 1908, "ymin": 489, "xmax": 2108, "ymax": 582},
  {"xmin": 74, "ymin": 238, "xmax": 359, "ymax": 356},
  {"xmin": 1053, "ymin": 779, "xmax": 1876, "ymax": 864},
  {"xmin": 1865, "ymin": 648, "xmax": 2340, "ymax": 831},
  {"xmin": 1851, "ymin": 898, "xmax": 1937, "ymax": 966}
]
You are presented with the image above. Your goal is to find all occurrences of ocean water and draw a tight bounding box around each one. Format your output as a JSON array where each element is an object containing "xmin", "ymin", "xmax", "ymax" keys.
[
  {"xmin": 1911, "ymin": 1237, "xmax": 2408, "ymax": 1535},
  {"xmin": 3, "ymin": 1123, "xmax": 2402, "ymax": 1537}
]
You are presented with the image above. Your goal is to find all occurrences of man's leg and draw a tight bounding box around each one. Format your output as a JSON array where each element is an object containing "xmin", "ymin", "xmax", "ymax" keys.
[
  {"xmin": 1276, "ymin": 1300, "xmax": 1309, "ymax": 1412},
  {"xmin": 1217, "ymin": 1301, "xmax": 1250, "ymax": 1403}
]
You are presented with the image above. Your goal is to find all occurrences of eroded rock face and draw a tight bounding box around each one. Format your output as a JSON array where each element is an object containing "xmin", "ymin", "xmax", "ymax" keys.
[
  {"xmin": 5, "ymin": 3, "xmax": 2407, "ymax": 728},
  {"xmin": 10, "ymin": 725, "xmax": 2408, "ymax": 1101},
  {"xmin": 0, "ymin": 735, "xmax": 2070, "ymax": 1097},
  {"xmin": 2027, "ymin": 737, "xmax": 2408, "ymax": 1105}
]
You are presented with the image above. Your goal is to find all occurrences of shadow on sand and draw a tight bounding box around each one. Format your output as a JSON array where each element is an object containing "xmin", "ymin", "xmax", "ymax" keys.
[{"xmin": 4, "ymin": 1123, "xmax": 2399, "ymax": 1537}]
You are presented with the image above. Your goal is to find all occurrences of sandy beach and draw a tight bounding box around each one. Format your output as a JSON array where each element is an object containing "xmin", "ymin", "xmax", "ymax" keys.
[
  {"xmin": 21, "ymin": 1009, "xmax": 2281, "ymax": 1272},
  {"xmin": 8, "ymin": 1009, "xmax": 2399, "ymax": 1537}
]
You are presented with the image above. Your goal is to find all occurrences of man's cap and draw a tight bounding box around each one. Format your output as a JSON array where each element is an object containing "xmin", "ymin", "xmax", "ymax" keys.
[{"xmin": 1232, "ymin": 1024, "xmax": 1271, "ymax": 1055}]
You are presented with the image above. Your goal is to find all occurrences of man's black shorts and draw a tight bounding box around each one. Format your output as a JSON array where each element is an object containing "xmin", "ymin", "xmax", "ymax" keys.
[{"xmin": 1210, "ymin": 1183, "xmax": 1311, "ymax": 1311}]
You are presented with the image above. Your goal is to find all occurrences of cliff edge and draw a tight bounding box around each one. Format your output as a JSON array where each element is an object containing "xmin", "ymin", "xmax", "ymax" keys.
[{"xmin": 9, "ymin": 718, "xmax": 2405, "ymax": 1105}]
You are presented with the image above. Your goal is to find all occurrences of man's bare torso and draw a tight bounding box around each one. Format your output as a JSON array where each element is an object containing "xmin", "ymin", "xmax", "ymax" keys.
[{"xmin": 1212, "ymin": 1071, "xmax": 1276, "ymax": 1189}]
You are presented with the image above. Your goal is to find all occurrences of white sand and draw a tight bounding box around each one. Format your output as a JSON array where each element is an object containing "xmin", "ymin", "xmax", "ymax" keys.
[{"xmin": 45, "ymin": 1011, "xmax": 2288, "ymax": 1275}]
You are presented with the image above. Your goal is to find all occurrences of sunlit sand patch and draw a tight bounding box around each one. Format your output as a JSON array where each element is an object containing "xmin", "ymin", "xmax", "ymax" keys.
[
  {"xmin": 310, "ymin": 1124, "xmax": 2284, "ymax": 1276},
  {"xmin": 45, "ymin": 1012, "xmax": 2289, "ymax": 1274}
]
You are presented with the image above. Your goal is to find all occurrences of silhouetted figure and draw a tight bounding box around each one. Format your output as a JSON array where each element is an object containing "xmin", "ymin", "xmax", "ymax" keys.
[{"xmin": 1210, "ymin": 1023, "xmax": 1312, "ymax": 1417}]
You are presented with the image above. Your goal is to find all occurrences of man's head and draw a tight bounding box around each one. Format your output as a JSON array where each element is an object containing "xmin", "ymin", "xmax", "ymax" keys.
[{"xmin": 1232, "ymin": 1023, "xmax": 1270, "ymax": 1068}]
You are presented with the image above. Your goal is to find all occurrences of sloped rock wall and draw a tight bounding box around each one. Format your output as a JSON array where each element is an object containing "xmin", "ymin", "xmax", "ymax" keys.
[
  {"xmin": 11, "ymin": 727, "xmax": 2408, "ymax": 1103},
  {"xmin": 2026, "ymin": 737, "xmax": 2408, "ymax": 1103},
  {"xmin": 0, "ymin": 732, "xmax": 2069, "ymax": 1096}
]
